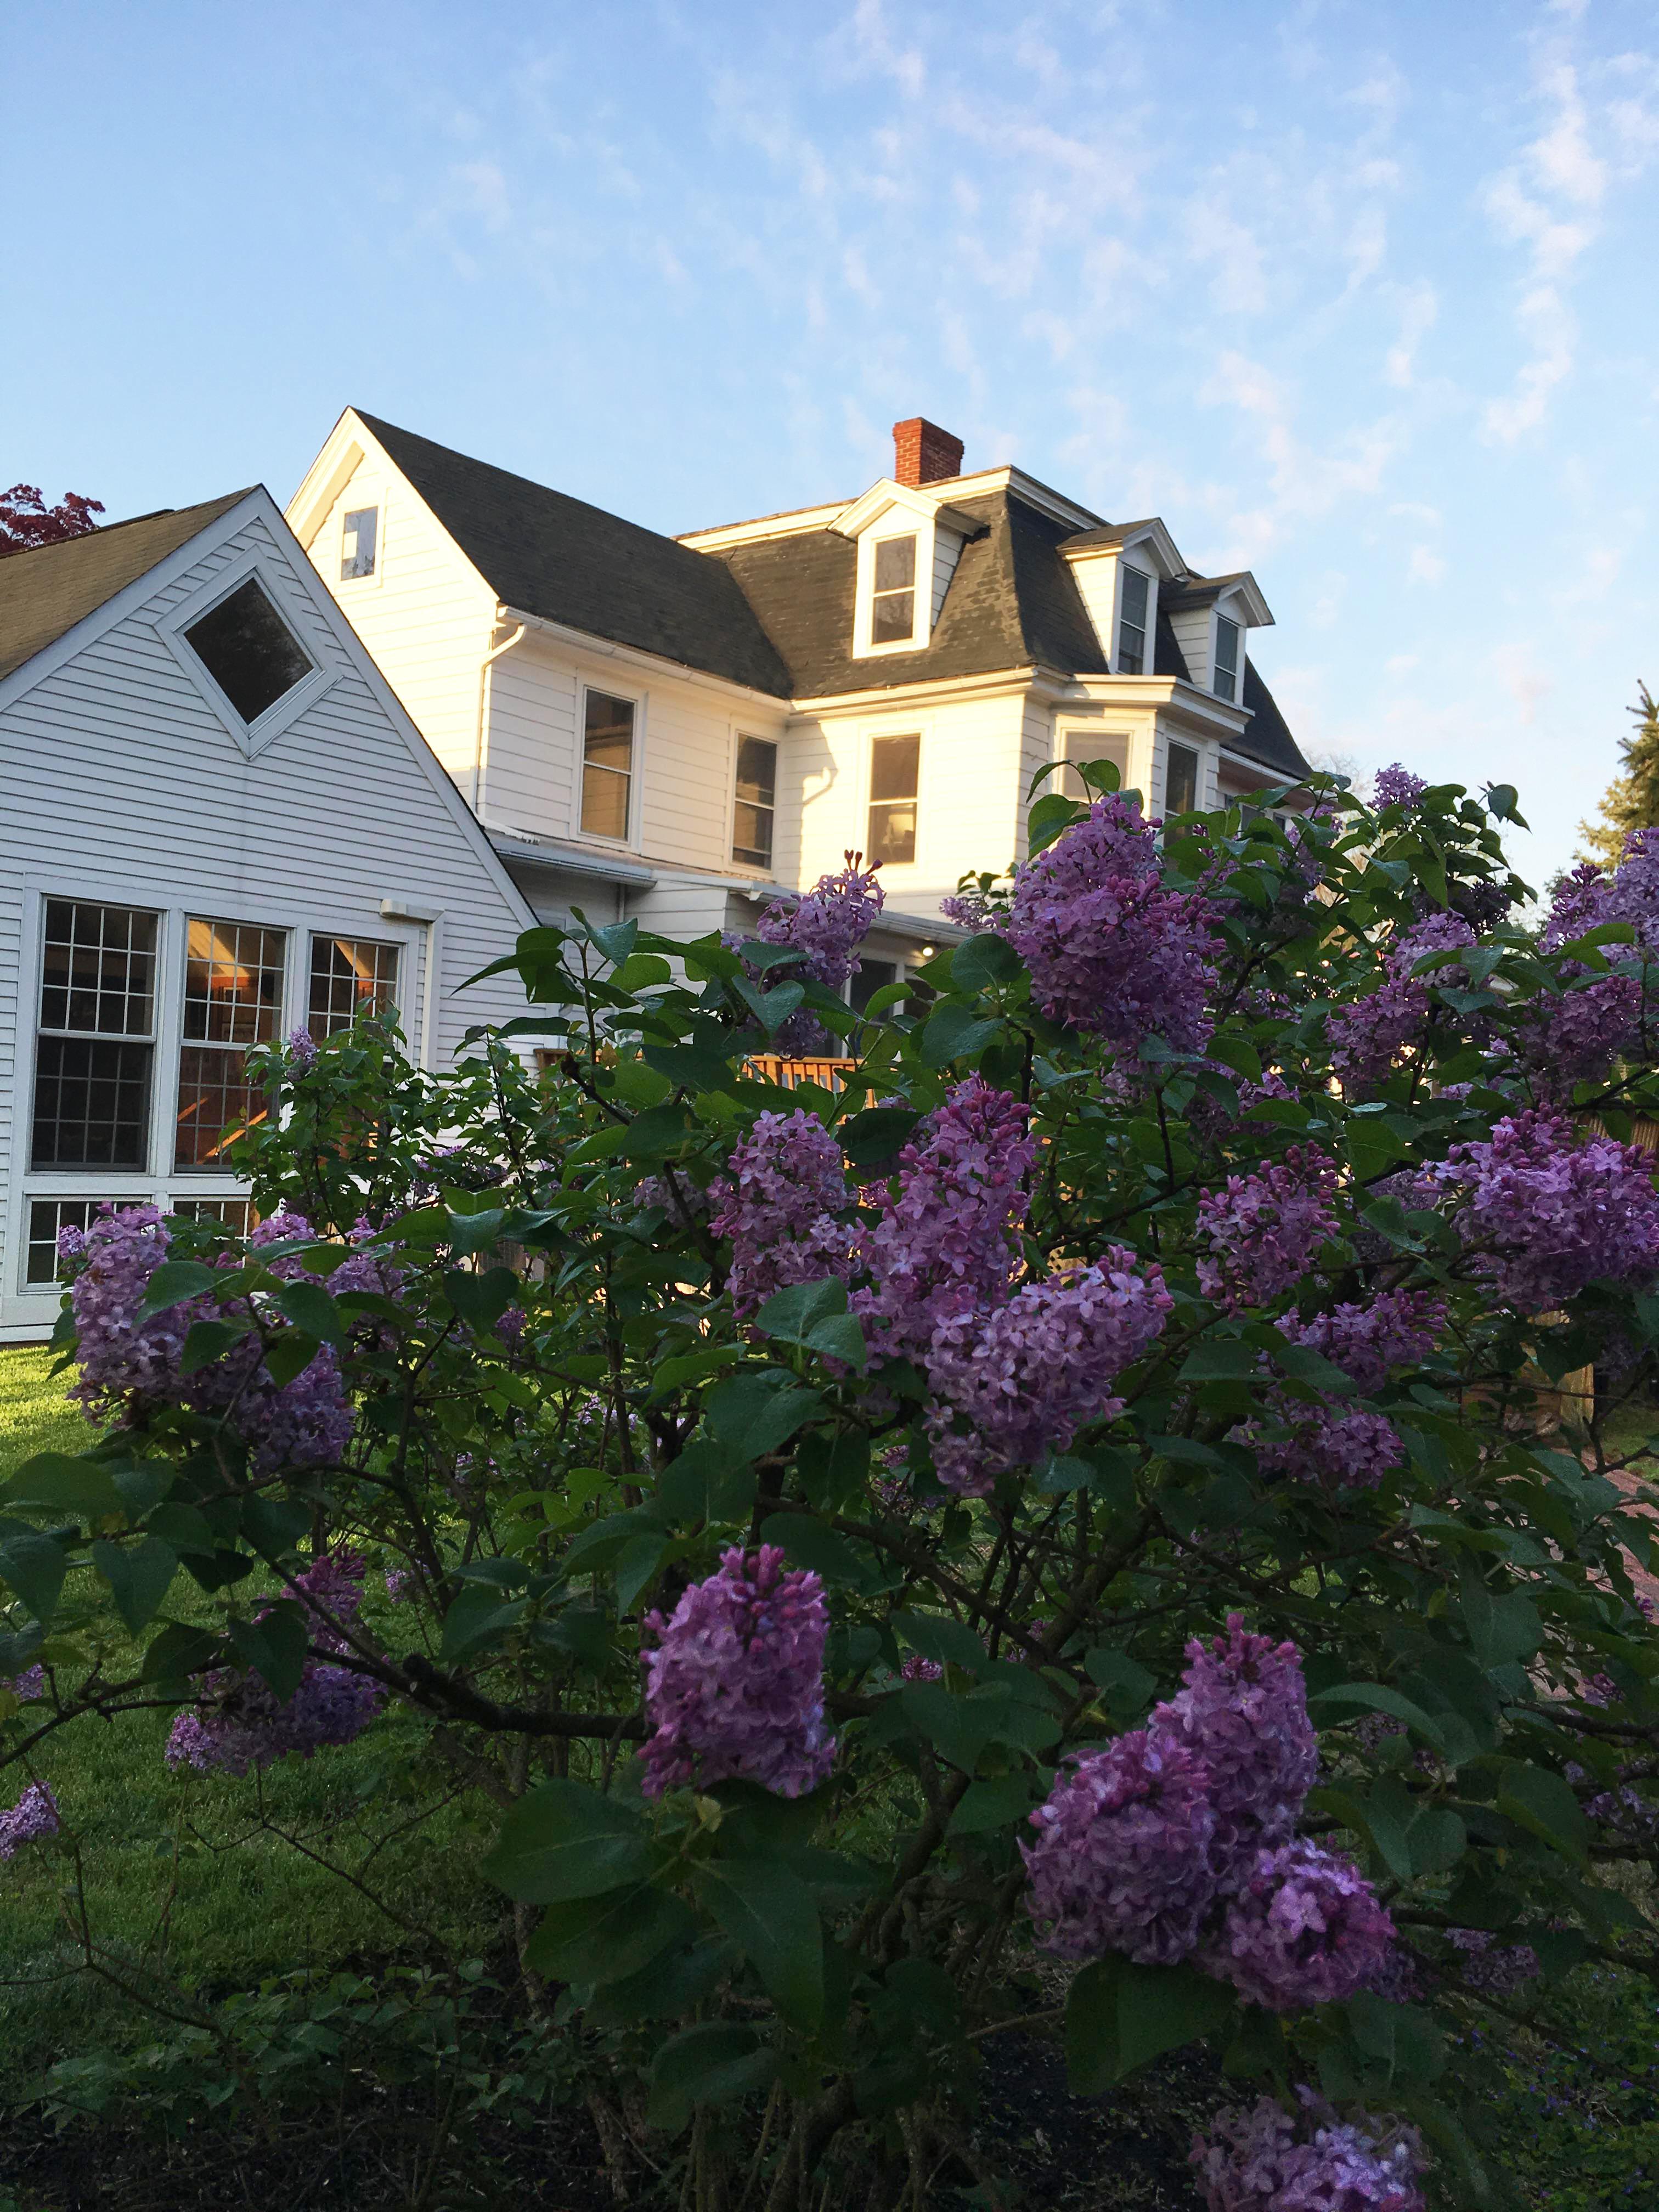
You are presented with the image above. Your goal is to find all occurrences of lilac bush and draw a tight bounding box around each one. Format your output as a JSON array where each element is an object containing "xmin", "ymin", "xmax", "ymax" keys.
[
  {"xmin": 1150, "ymin": 1617, "xmax": 1319, "ymax": 1873},
  {"xmin": 1195, "ymin": 1149, "xmax": 1341, "ymax": 1312},
  {"xmin": 1205, "ymin": 1840, "xmax": 1396, "ymax": 2011},
  {"xmin": 1446, "ymin": 1109, "xmax": 1659, "ymax": 1308},
  {"xmin": 0, "ymin": 1782, "xmax": 60, "ymax": 1858},
  {"xmin": 1191, "ymin": 2093, "xmax": 1425, "ymax": 2212},
  {"xmin": 708, "ymin": 1109, "xmax": 854, "ymax": 1318}
]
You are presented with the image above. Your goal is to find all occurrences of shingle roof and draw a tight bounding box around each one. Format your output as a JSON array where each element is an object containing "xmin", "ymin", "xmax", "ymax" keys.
[
  {"xmin": 0, "ymin": 492, "xmax": 251, "ymax": 683},
  {"xmin": 354, "ymin": 412, "xmax": 793, "ymax": 698},
  {"xmin": 1233, "ymin": 661, "xmax": 1306, "ymax": 781}
]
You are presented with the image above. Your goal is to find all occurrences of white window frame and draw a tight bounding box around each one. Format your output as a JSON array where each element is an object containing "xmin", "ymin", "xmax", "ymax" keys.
[
  {"xmin": 1212, "ymin": 612, "xmax": 1242, "ymax": 703},
  {"xmin": 155, "ymin": 548, "xmax": 338, "ymax": 760},
  {"xmin": 730, "ymin": 730, "xmax": 780, "ymax": 875},
  {"xmin": 1115, "ymin": 562, "xmax": 1154, "ymax": 676},
  {"xmin": 863, "ymin": 726, "xmax": 924, "ymax": 873},
  {"xmin": 4, "ymin": 877, "xmax": 419, "ymax": 1310},
  {"xmin": 574, "ymin": 679, "xmax": 642, "ymax": 849},
  {"xmin": 1162, "ymin": 738, "xmax": 1203, "ymax": 816},
  {"xmin": 338, "ymin": 500, "xmax": 385, "ymax": 591},
  {"xmin": 1056, "ymin": 725, "xmax": 1136, "ymax": 801}
]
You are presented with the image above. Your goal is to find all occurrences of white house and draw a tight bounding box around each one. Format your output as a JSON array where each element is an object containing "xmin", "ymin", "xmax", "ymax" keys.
[
  {"xmin": 287, "ymin": 410, "xmax": 1308, "ymax": 1008},
  {"xmin": 0, "ymin": 488, "xmax": 535, "ymax": 1339}
]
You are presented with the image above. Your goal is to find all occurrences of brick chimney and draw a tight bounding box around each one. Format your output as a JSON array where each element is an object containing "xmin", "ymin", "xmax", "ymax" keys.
[{"xmin": 892, "ymin": 416, "xmax": 964, "ymax": 488}]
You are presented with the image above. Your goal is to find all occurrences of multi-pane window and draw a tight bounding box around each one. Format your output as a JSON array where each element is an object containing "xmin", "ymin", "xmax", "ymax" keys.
[
  {"xmin": 1117, "ymin": 566, "xmax": 1150, "ymax": 675},
  {"xmin": 1165, "ymin": 743, "xmax": 1200, "ymax": 816},
  {"xmin": 309, "ymin": 936, "xmax": 399, "ymax": 1037},
  {"xmin": 170, "ymin": 1197, "xmax": 255, "ymax": 1234},
  {"xmin": 871, "ymin": 535, "xmax": 917, "ymax": 646},
  {"xmin": 341, "ymin": 506, "xmax": 378, "ymax": 580},
  {"xmin": 580, "ymin": 690, "xmax": 635, "ymax": 840},
  {"xmin": 867, "ymin": 733, "xmax": 920, "ymax": 866},
  {"xmin": 183, "ymin": 578, "xmax": 313, "ymax": 726},
  {"xmin": 31, "ymin": 900, "xmax": 157, "ymax": 1169},
  {"xmin": 850, "ymin": 957, "xmax": 899, "ymax": 1014},
  {"xmin": 1213, "ymin": 616, "xmax": 1240, "ymax": 701},
  {"xmin": 25, "ymin": 1198, "xmax": 99, "ymax": 1286},
  {"xmin": 732, "ymin": 736, "xmax": 777, "ymax": 870},
  {"xmin": 174, "ymin": 919, "xmax": 286, "ymax": 1171}
]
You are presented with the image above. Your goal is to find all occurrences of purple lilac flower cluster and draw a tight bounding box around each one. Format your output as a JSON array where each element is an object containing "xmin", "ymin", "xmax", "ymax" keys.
[
  {"xmin": 938, "ymin": 885, "xmax": 996, "ymax": 932},
  {"xmin": 1026, "ymin": 1620, "xmax": 1391, "ymax": 2012},
  {"xmin": 1195, "ymin": 1149, "xmax": 1341, "ymax": 1312},
  {"xmin": 1190, "ymin": 2091, "xmax": 1425, "ymax": 2212},
  {"xmin": 1005, "ymin": 794, "xmax": 1218, "ymax": 1054},
  {"xmin": 165, "ymin": 1553, "xmax": 384, "ymax": 1777},
  {"xmin": 1373, "ymin": 763, "xmax": 1427, "ymax": 809},
  {"xmin": 924, "ymin": 1255, "xmax": 1173, "ymax": 1497},
  {"xmin": 3, "ymin": 1666, "xmax": 45, "ymax": 1704},
  {"xmin": 639, "ymin": 1546, "xmax": 835, "ymax": 1799},
  {"xmin": 1325, "ymin": 912, "xmax": 1475, "ymax": 1091},
  {"xmin": 284, "ymin": 1025, "xmax": 319, "ymax": 1072},
  {"xmin": 1444, "ymin": 1110, "xmax": 1659, "ymax": 1310},
  {"xmin": 65, "ymin": 1206, "xmax": 354, "ymax": 1472},
  {"xmin": 1445, "ymin": 1927, "xmax": 1541, "ymax": 1997},
  {"xmin": 708, "ymin": 1109, "xmax": 853, "ymax": 1319},
  {"xmin": 900, "ymin": 1654, "xmax": 944, "ymax": 1683},
  {"xmin": 746, "ymin": 853, "xmax": 884, "ymax": 1051},
  {"xmin": 0, "ymin": 1782, "xmax": 60, "ymax": 1858},
  {"xmin": 1512, "ymin": 835, "xmax": 1659, "ymax": 1090},
  {"xmin": 1252, "ymin": 1291, "xmax": 1444, "ymax": 1494},
  {"xmin": 855, "ymin": 1080, "xmax": 1036, "ymax": 1363}
]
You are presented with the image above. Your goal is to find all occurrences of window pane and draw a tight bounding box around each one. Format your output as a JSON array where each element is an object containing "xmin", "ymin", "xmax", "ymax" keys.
[
  {"xmin": 870, "ymin": 734, "xmax": 920, "ymax": 803},
  {"xmin": 734, "ymin": 735, "xmax": 776, "ymax": 809},
  {"xmin": 1213, "ymin": 617, "xmax": 1240, "ymax": 698},
  {"xmin": 1060, "ymin": 731, "xmax": 1129, "ymax": 797},
  {"xmin": 583, "ymin": 691, "xmax": 635, "ymax": 773},
  {"xmin": 582, "ymin": 764, "xmax": 631, "ymax": 840},
  {"xmin": 31, "ymin": 1036, "xmax": 153, "ymax": 1168},
  {"xmin": 170, "ymin": 1197, "xmax": 254, "ymax": 1232},
  {"xmin": 308, "ymin": 935, "xmax": 399, "ymax": 1038},
  {"xmin": 850, "ymin": 958, "xmax": 899, "ymax": 1013},
  {"xmin": 25, "ymin": 1198, "xmax": 99, "ymax": 1286},
  {"xmin": 184, "ymin": 920, "xmax": 286, "ymax": 1045},
  {"xmin": 174, "ymin": 1045, "xmax": 271, "ymax": 1170},
  {"xmin": 1166, "ymin": 743, "xmax": 1199, "ymax": 815},
  {"xmin": 1120, "ymin": 567, "xmax": 1150, "ymax": 627},
  {"xmin": 867, "ymin": 802, "xmax": 917, "ymax": 866},
  {"xmin": 1116, "ymin": 622, "xmax": 1145, "ymax": 676},
  {"xmin": 732, "ymin": 800, "xmax": 774, "ymax": 870},
  {"xmin": 873, "ymin": 535, "xmax": 916, "ymax": 591},
  {"xmin": 183, "ymin": 577, "xmax": 313, "ymax": 725},
  {"xmin": 871, "ymin": 589, "xmax": 915, "ymax": 645},
  {"xmin": 40, "ymin": 901, "xmax": 156, "ymax": 1035},
  {"xmin": 341, "ymin": 506, "xmax": 378, "ymax": 580}
]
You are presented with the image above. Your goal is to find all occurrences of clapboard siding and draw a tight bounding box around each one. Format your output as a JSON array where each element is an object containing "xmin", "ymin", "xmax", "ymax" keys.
[
  {"xmin": 0, "ymin": 497, "xmax": 532, "ymax": 1335},
  {"xmin": 787, "ymin": 688, "xmax": 1031, "ymax": 919},
  {"xmin": 294, "ymin": 448, "xmax": 497, "ymax": 788}
]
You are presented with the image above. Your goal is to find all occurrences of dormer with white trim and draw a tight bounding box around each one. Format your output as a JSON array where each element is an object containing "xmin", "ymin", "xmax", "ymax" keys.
[
  {"xmin": 1160, "ymin": 573, "xmax": 1274, "ymax": 701},
  {"xmin": 834, "ymin": 475, "xmax": 983, "ymax": 660},
  {"xmin": 1057, "ymin": 520, "xmax": 1185, "ymax": 678}
]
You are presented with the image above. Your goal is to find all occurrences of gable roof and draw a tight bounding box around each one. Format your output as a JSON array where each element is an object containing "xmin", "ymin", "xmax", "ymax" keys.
[
  {"xmin": 0, "ymin": 492, "xmax": 251, "ymax": 682},
  {"xmin": 352, "ymin": 412, "xmax": 793, "ymax": 698}
]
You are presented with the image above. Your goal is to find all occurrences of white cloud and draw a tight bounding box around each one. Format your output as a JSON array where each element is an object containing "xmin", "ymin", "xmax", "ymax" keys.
[
  {"xmin": 1408, "ymin": 544, "xmax": 1447, "ymax": 585},
  {"xmin": 1385, "ymin": 281, "xmax": 1437, "ymax": 388},
  {"xmin": 452, "ymin": 159, "xmax": 510, "ymax": 234},
  {"xmin": 1183, "ymin": 196, "xmax": 1268, "ymax": 316}
]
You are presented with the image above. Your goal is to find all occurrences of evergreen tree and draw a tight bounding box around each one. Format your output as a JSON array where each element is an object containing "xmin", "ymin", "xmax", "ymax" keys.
[{"xmin": 1580, "ymin": 681, "xmax": 1659, "ymax": 862}]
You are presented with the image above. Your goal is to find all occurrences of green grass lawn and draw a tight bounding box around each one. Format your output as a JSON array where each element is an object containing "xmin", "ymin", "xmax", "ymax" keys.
[{"xmin": 0, "ymin": 1348, "xmax": 501, "ymax": 2092}]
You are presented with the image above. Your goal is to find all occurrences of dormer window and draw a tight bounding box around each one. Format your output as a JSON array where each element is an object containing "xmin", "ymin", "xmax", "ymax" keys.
[
  {"xmin": 1213, "ymin": 616, "xmax": 1240, "ymax": 701},
  {"xmin": 183, "ymin": 579, "xmax": 314, "ymax": 727},
  {"xmin": 1118, "ymin": 567, "xmax": 1149, "ymax": 675},
  {"xmin": 871, "ymin": 534, "xmax": 918, "ymax": 645}
]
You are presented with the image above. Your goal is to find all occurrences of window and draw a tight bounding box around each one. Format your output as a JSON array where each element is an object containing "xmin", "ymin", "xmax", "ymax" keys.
[
  {"xmin": 308, "ymin": 935, "xmax": 399, "ymax": 1037},
  {"xmin": 1059, "ymin": 729, "xmax": 1130, "ymax": 799},
  {"xmin": 25, "ymin": 1198, "xmax": 99, "ymax": 1287},
  {"xmin": 732, "ymin": 736, "xmax": 777, "ymax": 870},
  {"xmin": 170, "ymin": 1197, "xmax": 254, "ymax": 1233},
  {"xmin": 871, "ymin": 535, "xmax": 917, "ymax": 646},
  {"xmin": 341, "ymin": 506, "xmax": 378, "ymax": 580},
  {"xmin": 850, "ymin": 957, "xmax": 899, "ymax": 1014},
  {"xmin": 867, "ymin": 734, "xmax": 920, "ymax": 866},
  {"xmin": 175, "ymin": 919, "xmax": 286, "ymax": 1171},
  {"xmin": 1118, "ymin": 566, "xmax": 1150, "ymax": 675},
  {"xmin": 580, "ymin": 690, "xmax": 635, "ymax": 840},
  {"xmin": 1213, "ymin": 616, "xmax": 1240, "ymax": 701},
  {"xmin": 1165, "ymin": 743, "xmax": 1199, "ymax": 815},
  {"xmin": 183, "ymin": 578, "xmax": 313, "ymax": 725},
  {"xmin": 31, "ymin": 900, "xmax": 157, "ymax": 1169}
]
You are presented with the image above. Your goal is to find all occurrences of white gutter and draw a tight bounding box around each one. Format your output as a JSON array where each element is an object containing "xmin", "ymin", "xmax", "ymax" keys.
[
  {"xmin": 488, "ymin": 829, "xmax": 658, "ymax": 889},
  {"xmin": 471, "ymin": 619, "xmax": 526, "ymax": 812}
]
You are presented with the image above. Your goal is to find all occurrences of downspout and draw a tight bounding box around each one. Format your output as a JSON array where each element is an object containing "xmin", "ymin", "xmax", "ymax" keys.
[{"xmin": 471, "ymin": 614, "xmax": 526, "ymax": 815}]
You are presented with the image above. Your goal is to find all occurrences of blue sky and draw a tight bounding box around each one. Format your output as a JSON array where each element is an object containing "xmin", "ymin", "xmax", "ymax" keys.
[{"xmin": 8, "ymin": 0, "xmax": 1657, "ymax": 890}]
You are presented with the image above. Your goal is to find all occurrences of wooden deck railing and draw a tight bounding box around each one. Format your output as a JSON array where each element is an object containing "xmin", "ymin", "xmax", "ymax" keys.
[{"xmin": 742, "ymin": 1056, "xmax": 856, "ymax": 1092}]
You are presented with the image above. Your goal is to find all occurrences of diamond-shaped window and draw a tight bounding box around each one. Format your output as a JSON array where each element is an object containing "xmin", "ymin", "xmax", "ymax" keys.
[{"xmin": 183, "ymin": 577, "xmax": 313, "ymax": 726}]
